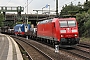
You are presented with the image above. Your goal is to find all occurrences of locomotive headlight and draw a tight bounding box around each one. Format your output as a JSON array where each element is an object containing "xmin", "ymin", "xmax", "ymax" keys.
[
  {"xmin": 75, "ymin": 34, "xmax": 77, "ymax": 37},
  {"xmin": 61, "ymin": 35, "xmax": 64, "ymax": 37}
]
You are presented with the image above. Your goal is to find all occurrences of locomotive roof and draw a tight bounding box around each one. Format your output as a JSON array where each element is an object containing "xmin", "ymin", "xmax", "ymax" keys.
[
  {"xmin": 37, "ymin": 18, "xmax": 76, "ymax": 24},
  {"xmin": 59, "ymin": 18, "xmax": 76, "ymax": 20},
  {"xmin": 14, "ymin": 24, "xmax": 30, "ymax": 27},
  {"xmin": 38, "ymin": 19, "xmax": 52, "ymax": 24},
  {"xmin": 15, "ymin": 24, "xmax": 23, "ymax": 27}
]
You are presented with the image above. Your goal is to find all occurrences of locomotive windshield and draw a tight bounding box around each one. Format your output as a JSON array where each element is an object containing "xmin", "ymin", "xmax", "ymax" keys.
[{"xmin": 60, "ymin": 20, "xmax": 76, "ymax": 27}]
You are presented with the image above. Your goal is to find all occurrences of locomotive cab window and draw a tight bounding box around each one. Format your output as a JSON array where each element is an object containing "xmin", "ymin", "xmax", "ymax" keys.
[
  {"xmin": 59, "ymin": 21, "xmax": 67, "ymax": 27},
  {"xmin": 59, "ymin": 20, "xmax": 76, "ymax": 27},
  {"xmin": 68, "ymin": 21, "xmax": 76, "ymax": 27}
]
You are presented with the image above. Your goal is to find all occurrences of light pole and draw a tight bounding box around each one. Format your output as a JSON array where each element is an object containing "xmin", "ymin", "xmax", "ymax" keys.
[
  {"xmin": 33, "ymin": 10, "xmax": 39, "ymax": 24},
  {"xmin": 27, "ymin": 0, "xmax": 28, "ymax": 24},
  {"xmin": 48, "ymin": 5, "xmax": 50, "ymax": 17},
  {"xmin": 27, "ymin": 0, "xmax": 28, "ymax": 14},
  {"xmin": 42, "ymin": 7, "xmax": 45, "ymax": 14},
  {"xmin": 36, "ymin": 11, "xmax": 38, "ymax": 23},
  {"xmin": 56, "ymin": 0, "xmax": 58, "ymax": 17}
]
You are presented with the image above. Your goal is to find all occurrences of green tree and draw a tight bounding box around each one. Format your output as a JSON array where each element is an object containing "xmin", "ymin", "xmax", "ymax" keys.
[
  {"xmin": 60, "ymin": 2, "xmax": 82, "ymax": 17},
  {"xmin": 83, "ymin": 1, "xmax": 90, "ymax": 11},
  {"xmin": 0, "ymin": 14, "xmax": 4, "ymax": 27},
  {"xmin": 76, "ymin": 11, "xmax": 90, "ymax": 37},
  {"xmin": 83, "ymin": 9, "xmax": 90, "ymax": 37}
]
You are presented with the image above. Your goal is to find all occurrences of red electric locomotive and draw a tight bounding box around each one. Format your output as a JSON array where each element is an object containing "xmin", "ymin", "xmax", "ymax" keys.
[{"xmin": 37, "ymin": 18, "xmax": 80, "ymax": 47}]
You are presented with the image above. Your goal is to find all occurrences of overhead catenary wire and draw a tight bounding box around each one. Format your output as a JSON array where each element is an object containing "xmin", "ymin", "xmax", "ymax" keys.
[
  {"xmin": 21, "ymin": 0, "xmax": 33, "ymax": 14},
  {"xmin": 22, "ymin": 0, "xmax": 33, "ymax": 9},
  {"xmin": 51, "ymin": 0, "xmax": 78, "ymax": 11},
  {"xmin": 5, "ymin": 0, "xmax": 11, "ymax": 6},
  {"xmin": 24, "ymin": 0, "xmax": 33, "ymax": 9}
]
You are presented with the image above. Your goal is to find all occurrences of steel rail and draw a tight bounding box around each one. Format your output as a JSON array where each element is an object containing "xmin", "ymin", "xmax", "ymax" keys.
[
  {"xmin": 61, "ymin": 48, "xmax": 90, "ymax": 60},
  {"xmin": 12, "ymin": 36, "xmax": 53, "ymax": 60},
  {"xmin": 15, "ymin": 39, "xmax": 33, "ymax": 60}
]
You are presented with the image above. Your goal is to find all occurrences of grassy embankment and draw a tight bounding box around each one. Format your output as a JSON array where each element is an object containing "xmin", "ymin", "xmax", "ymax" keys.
[{"xmin": 80, "ymin": 37, "xmax": 90, "ymax": 43}]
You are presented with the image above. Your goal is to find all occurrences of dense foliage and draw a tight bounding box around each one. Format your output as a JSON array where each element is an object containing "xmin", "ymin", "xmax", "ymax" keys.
[
  {"xmin": 0, "ymin": 13, "xmax": 4, "ymax": 27},
  {"xmin": 60, "ymin": 1, "xmax": 90, "ymax": 37},
  {"xmin": 60, "ymin": 2, "xmax": 82, "ymax": 17}
]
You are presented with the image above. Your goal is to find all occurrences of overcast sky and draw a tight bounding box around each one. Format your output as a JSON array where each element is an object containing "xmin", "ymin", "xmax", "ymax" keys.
[{"xmin": 0, "ymin": 0, "xmax": 86, "ymax": 14}]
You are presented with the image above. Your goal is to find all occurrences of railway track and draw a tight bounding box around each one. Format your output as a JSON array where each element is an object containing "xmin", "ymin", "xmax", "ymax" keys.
[
  {"xmin": 15, "ymin": 40, "xmax": 33, "ymax": 60},
  {"xmin": 77, "ymin": 43, "xmax": 90, "ymax": 54},
  {"xmin": 64, "ymin": 49, "xmax": 90, "ymax": 60},
  {"xmin": 11, "ymin": 35, "xmax": 90, "ymax": 60},
  {"xmin": 36, "ymin": 38, "xmax": 90, "ymax": 60},
  {"xmin": 37, "ymin": 38, "xmax": 90, "ymax": 60},
  {"xmin": 11, "ymin": 35, "xmax": 72, "ymax": 60},
  {"xmin": 61, "ymin": 43, "xmax": 90, "ymax": 60},
  {"xmin": 12, "ymin": 36, "xmax": 53, "ymax": 60},
  {"xmin": 78, "ymin": 43, "xmax": 90, "ymax": 48}
]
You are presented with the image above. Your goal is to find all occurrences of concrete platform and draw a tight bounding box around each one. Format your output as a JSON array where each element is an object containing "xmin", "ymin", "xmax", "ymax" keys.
[{"xmin": 0, "ymin": 34, "xmax": 23, "ymax": 60}]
